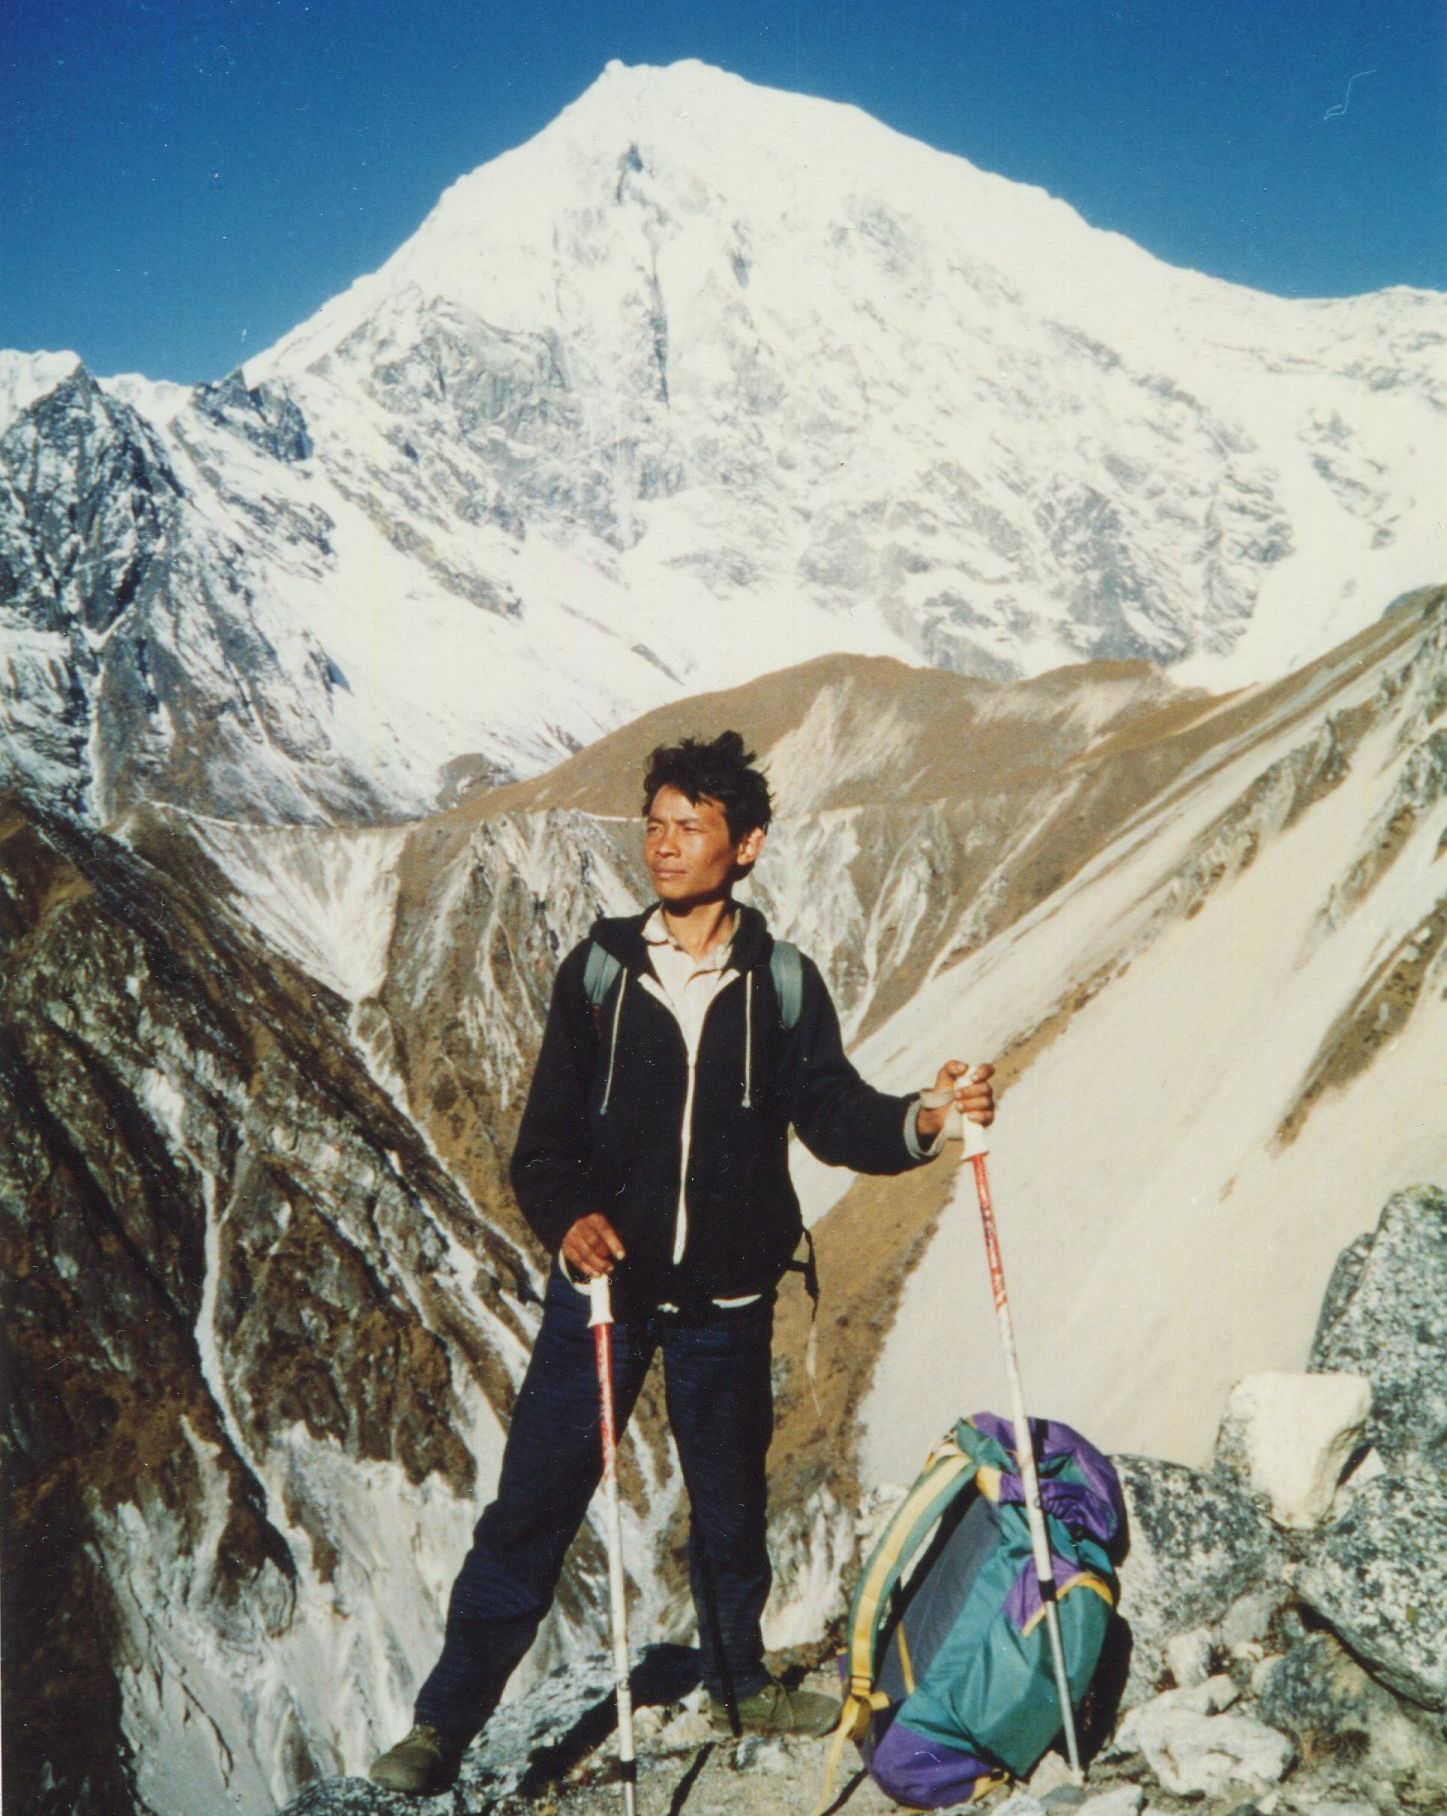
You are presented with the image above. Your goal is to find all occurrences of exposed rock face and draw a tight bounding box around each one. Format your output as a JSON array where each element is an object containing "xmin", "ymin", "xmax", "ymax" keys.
[
  {"xmin": 1104, "ymin": 1198, "xmax": 1447, "ymax": 1811},
  {"xmin": 0, "ymin": 799, "xmax": 540, "ymax": 1813},
  {"xmin": 1256, "ymin": 1632, "xmax": 1447, "ymax": 1801},
  {"xmin": 0, "ymin": 367, "xmax": 397, "ymax": 825},
  {"xmin": 1295, "ymin": 1473, "xmax": 1447, "ymax": 1714},
  {"xmin": 0, "ymin": 369, "xmax": 181, "ymax": 817},
  {"xmin": 1308, "ymin": 1184, "xmax": 1447, "ymax": 1465},
  {"xmin": 1110, "ymin": 1459, "xmax": 1286, "ymax": 1707}
]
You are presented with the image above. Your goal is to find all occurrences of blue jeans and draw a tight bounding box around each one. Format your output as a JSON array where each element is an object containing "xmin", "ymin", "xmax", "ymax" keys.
[{"xmin": 414, "ymin": 1269, "xmax": 776, "ymax": 1743}]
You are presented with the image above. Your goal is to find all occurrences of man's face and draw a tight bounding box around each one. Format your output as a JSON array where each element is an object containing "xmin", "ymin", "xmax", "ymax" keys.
[{"xmin": 643, "ymin": 785, "xmax": 764, "ymax": 907}]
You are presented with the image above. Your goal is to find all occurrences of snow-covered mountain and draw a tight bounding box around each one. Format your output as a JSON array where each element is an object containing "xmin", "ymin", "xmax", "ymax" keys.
[
  {"xmin": 4, "ymin": 54, "xmax": 1446, "ymax": 1816},
  {"xmin": 2, "ymin": 60, "xmax": 1443, "ymax": 823}
]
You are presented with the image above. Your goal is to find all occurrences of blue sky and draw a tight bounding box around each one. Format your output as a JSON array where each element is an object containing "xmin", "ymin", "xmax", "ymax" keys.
[{"xmin": 3, "ymin": 0, "xmax": 1443, "ymax": 384}]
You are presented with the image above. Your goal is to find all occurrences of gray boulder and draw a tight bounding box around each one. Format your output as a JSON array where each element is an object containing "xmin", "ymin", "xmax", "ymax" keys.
[
  {"xmin": 1309, "ymin": 1186, "xmax": 1447, "ymax": 1465},
  {"xmin": 1112, "ymin": 1457, "xmax": 1286, "ymax": 1706},
  {"xmin": 1295, "ymin": 1471, "xmax": 1447, "ymax": 1713},
  {"xmin": 1256, "ymin": 1630, "xmax": 1447, "ymax": 1804}
]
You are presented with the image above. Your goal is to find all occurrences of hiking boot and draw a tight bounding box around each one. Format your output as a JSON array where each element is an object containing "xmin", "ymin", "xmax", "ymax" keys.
[
  {"xmin": 368, "ymin": 1723, "xmax": 463, "ymax": 1795},
  {"xmin": 709, "ymin": 1678, "xmax": 841, "ymax": 1737}
]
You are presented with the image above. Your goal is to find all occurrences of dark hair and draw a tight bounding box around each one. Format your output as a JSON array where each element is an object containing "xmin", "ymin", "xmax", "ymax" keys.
[{"xmin": 642, "ymin": 730, "xmax": 773, "ymax": 840}]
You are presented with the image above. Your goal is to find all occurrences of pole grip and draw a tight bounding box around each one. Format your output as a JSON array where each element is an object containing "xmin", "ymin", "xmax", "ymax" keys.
[
  {"xmin": 919, "ymin": 1081, "xmax": 991, "ymax": 1157},
  {"xmin": 961, "ymin": 1114, "xmax": 989, "ymax": 1159},
  {"xmin": 588, "ymin": 1273, "xmax": 614, "ymax": 1329}
]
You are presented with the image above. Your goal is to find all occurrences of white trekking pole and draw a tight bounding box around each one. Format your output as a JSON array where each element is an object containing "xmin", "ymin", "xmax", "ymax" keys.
[
  {"xmin": 588, "ymin": 1274, "xmax": 638, "ymax": 1816},
  {"xmin": 927, "ymin": 1086, "xmax": 1085, "ymax": 1787}
]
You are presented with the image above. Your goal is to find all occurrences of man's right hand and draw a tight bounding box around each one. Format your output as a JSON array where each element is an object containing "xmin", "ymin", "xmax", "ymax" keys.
[{"xmin": 560, "ymin": 1212, "xmax": 627, "ymax": 1279}]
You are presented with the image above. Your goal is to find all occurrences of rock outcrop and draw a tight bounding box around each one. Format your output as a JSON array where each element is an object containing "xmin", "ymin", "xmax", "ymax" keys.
[{"xmin": 1307, "ymin": 1184, "xmax": 1447, "ymax": 1465}]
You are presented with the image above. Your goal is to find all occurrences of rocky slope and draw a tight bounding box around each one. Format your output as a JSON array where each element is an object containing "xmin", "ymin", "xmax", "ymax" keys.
[
  {"xmin": 3, "ymin": 60, "xmax": 1443, "ymax": 823},
  {"xmin": 274, "ymin": 1188, "xmax": 1447, "ymax": 1816},
  {"xmin": 0, "ymin": 800, "xmax": 548, "ymax": 1813},
  {"xmin": 5, "ymin": 585, "xmax": 1440, "ymax": 1811}
]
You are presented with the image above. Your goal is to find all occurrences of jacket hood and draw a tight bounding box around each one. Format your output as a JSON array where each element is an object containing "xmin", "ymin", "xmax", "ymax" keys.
[{"xmin": 588, "ymin": 902, "xmax": 775, "ymax": 972}]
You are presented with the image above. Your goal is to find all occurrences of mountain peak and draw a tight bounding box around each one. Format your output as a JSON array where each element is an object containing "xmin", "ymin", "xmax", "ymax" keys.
[
  {"xmin": 0, "ymin": 347, "xmax": 84, "ymax": 437},
  {"xmin": 5, "ymin": 66, "xmax": 1442, "ymax": 827}
]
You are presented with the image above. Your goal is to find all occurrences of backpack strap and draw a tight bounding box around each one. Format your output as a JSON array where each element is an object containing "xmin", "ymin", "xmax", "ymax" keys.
[
  {"xmin": 769, "ymin": 939, "xmax": 803, "ymax": 1030},
  {"xmin": 812, "ymin": 1438, "xmax": 976, "ymax": 1816},
  {"xmin": 589, "ymin": 934, "xmax": 800, "ymax": 1027},
  {"xmin": 582, "ymin": 940, "xmax": 621, "ymax": 1035},
  {"xmin": 582, "ymin": 940, "xmax": 621, "ymax": 1005},
  {"xmin": 843, "ymin": 1434, "xmax": 975, "ymax": 1711}
]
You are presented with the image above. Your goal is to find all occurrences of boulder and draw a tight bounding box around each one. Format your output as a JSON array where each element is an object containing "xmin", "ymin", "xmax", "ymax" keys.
[
  {"xmin": 1110, "ymin": 1674, "xmax": 1240, "ymax": 1756},
  {"xmin": 1076, "ymin": 1790, "xmax": 1144, "ymax": 1816},
  {"xmin": 1163, "ymin": 1628, "xmax": 1214, "ymax": 1689},
  {"xmin": 1122, "ymin": 1693, "xmax": 1293, "ymax": 1799},
  {"xmin": 1309, "ymin": 1186, "xmax": 1447, "ymax": 1464},
  {"xmin": 1212, "ymin": 1371, "xmax": 1371, "ymax": 1528},
  {"xmin": 1112, "ymin": 1457, "xmax": 1286, "ymax": 1705},
  {"xmin": 1295, "ymin": 1472, "xmax": 1447, "ymax": 1713},
  {"xmin": 1255, "ymin": 1630, "xmax": 1447, "ymax": 1801}
]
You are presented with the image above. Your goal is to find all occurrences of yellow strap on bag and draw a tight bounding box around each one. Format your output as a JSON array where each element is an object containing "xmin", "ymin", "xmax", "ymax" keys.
[{"xmin": 811, "ymin": 1439, "xmax": 975, "ymax": 1816}]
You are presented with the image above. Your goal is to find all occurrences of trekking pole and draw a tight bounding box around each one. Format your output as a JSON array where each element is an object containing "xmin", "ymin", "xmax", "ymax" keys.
[
  {"xmin": 588, "ymin": 1274, "xmax": 638, "ymax": 1816},
  {"xmin": 930, "ymin": 1086, "xmax": 1085, "ymax": 1787}
]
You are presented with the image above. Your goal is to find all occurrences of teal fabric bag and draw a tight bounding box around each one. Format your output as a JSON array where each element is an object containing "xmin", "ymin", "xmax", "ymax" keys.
[{"xmin": 832, "ymin": 1413, "xmax": 1124, "ymax": 1806}]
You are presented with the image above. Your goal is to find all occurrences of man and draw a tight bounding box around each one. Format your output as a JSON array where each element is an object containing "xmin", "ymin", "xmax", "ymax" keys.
[{"xmin": 371, "ymin": 730, "xmax": 995, "ymax": 1795}]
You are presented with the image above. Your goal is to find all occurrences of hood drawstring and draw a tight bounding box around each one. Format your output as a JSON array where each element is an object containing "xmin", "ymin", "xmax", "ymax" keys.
[
  {"xmin": 600, "ymin": 969, "xmax": 627, "ymax": 1114},
  {"xmin": 742, "ymin": 969, "xmax": 754, "ymax": 1108}
]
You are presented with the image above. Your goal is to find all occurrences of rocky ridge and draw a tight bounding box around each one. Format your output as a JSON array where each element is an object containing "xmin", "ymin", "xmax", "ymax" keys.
[
  {"xmin": 0, "ymin": 800, "xmax": 546, "ymax": 1813},
  {"xmin": 4, "ymin": 590, "xmax": 1444, "ymax": 1813}
]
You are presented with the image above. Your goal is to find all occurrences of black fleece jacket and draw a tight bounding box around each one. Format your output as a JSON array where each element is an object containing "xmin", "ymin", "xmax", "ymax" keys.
[{"xmin": 509, "ymin": 904, "xmax": 931, "ymax": 1303}]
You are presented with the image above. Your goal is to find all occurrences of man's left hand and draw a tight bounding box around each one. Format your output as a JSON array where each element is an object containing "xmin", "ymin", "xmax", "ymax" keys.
[{"xmin": 916, "ymin": 1060, "xmax": 996, "ymax": 1143}]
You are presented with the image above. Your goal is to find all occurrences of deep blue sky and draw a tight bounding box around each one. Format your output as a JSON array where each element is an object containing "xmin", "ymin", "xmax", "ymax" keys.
[{"xmin": 3, "ymin": 0, "xmax": 1443, "ymax": 384}]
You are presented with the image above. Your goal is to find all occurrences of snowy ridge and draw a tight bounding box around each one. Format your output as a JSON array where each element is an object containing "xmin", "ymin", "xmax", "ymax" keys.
[
  {"xmin": 3, "ymin": 61, "xmax": 1443, "ymax": 826},
  {"xmin": 0, "ymin": 346, "xmax": 81, "ymax": 435}
]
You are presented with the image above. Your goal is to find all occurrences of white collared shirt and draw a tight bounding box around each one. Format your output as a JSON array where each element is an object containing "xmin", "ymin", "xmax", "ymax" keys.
[
  {"xmin": 640, "ymin": 905, "xmax": 761, "ymax": 1306},
  {"xmin": 641, "ymin": 905, "xmax": 737, "ymax": 1052}
]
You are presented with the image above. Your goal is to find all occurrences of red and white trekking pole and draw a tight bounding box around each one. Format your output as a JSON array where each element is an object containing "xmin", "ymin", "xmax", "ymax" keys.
[
  {"xmin": 931, "ymin": 1087, "xmax": 1085, "ymax": 1787},
  {"xmin": 588, "ymin": 1274, "xmax": 638, "ymax": 1816}
]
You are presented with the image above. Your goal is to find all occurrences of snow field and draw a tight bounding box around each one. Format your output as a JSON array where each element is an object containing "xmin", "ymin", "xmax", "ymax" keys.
[{"xmin": 856, "ymin": 649, "xmax": 1447, "ymax": 1475}]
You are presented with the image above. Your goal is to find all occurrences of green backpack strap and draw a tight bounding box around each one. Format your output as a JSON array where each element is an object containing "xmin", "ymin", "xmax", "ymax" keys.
[
  {"xmin": 812, "ymin": 1437, "xmax": 977, "ymax": 1816},
  {"xmin": 769, "ymin": 939, "xmax": 803, "ymax": 1030},
  {"xmin": 583, "ymin": 941, "xmax": 622, "ymax": 1010},
  {"xmin": 588, "ymin": 934, "xmax": 802, "ymax": 1027},
  {"xmin": 842, "ymin": 1437, "xmax": 976, "ymax": 1724}
]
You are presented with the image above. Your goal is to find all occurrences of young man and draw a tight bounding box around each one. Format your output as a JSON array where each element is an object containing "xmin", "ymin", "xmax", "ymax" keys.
[{"xmin": 371, "ymin": 731, "xmax": 994, "ymax": 1795}]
